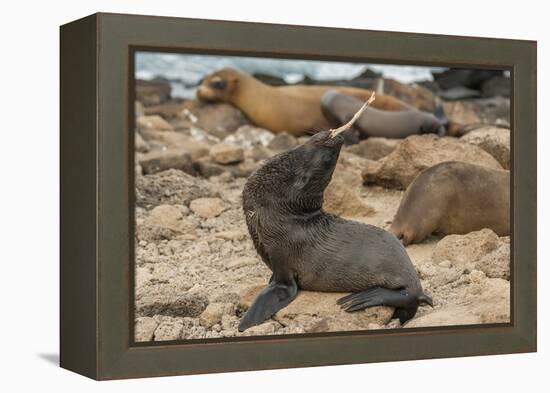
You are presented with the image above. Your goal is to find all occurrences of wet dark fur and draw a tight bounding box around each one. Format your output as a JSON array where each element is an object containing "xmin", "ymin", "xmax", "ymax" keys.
[{"xmin": 239, "ymin": 130, "xmax": 431, "ymax": 331}]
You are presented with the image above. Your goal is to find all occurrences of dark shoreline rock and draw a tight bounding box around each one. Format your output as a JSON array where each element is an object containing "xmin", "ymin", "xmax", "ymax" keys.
[
  {"xmin": 136, "ymin": 79, "xmax": 172, "ymax": 106},
  {"xmin": 138, "ymin": 148, "xmax": 193, "ymax": 175}
]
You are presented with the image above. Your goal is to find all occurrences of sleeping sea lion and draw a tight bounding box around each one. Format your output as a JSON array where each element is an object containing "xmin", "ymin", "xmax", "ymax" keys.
[
  {"xmin": 239, "ymin": 94, "xmax": 432, "ymax": 331},
  {"xmin": 321, "ymin": 90, "xmax": 446, "ymax": 138},
  {"xmin": 390, "ymin": 161, "xmax": 510, "ymax": 245},
  {"xmin": 196, "ymin": 68, "xmax": 412, "ymax": 136}
]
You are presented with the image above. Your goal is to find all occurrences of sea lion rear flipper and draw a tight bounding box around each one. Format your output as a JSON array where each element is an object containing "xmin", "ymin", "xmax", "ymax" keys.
[
  {"xmin": 337, "ymin": 287, "xmax": 419, "ymax": 324},
  {"xmin": 238, "ymin": 280, "xmax": 298, "ymax": 332}
]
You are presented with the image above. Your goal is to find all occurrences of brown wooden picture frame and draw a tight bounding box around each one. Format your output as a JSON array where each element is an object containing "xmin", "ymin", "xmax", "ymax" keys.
[{"xmin": 60, "ymin": 12, "xmax": 537, "ymax": 380}]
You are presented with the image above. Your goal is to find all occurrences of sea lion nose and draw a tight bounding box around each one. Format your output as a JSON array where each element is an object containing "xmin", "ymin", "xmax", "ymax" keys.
[{"xmin": 196, "ymin": 85, "xmax": 210, "ymax": 99}]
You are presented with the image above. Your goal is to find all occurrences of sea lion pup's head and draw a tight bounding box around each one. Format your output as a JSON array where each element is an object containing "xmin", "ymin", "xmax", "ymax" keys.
[
  {"xmin": 196, "ymin": 68, "xmax": 243, "ymax": 102},
  {"xmin": 291, "ymin": 130, "xmax": 348, "ymax": 196},
  {"xmin": 245, "ymin": 130, "xmax": 346, "ymax": 214},
  {"xmin": 244, "ymin": 93, "xmax": 375, "ymax": 214}
]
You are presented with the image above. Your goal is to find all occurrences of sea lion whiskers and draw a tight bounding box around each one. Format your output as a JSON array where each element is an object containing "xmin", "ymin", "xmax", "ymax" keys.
[{"xmin": 329, "ymin": 92, "xmax": 376, "ymax": 138}]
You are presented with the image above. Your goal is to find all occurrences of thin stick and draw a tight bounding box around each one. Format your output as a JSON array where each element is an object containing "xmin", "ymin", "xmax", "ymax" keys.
[{"xmin": 329, "ymin": 92, "xmax": 376, "ymax": 138}]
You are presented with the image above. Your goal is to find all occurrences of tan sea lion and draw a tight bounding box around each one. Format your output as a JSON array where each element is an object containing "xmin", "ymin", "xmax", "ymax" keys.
[
  {"xmin": 196, "ymin": 68, "xmax": 412, "ymax": 136},
  {"xmin": 390, "ymin": 161, "xmax": 510, "ymax": 245}
]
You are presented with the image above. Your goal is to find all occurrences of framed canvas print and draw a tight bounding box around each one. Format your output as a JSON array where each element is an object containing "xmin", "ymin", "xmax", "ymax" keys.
[{"xmin": 60, "ymin": 12, "xmax": 537, "ymax": 380}]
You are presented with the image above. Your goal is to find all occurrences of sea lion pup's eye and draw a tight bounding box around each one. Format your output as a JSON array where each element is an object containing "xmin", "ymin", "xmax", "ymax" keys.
[{"xmin": 210, "ymin": 78, "xmax": 227, "ymax": 90}]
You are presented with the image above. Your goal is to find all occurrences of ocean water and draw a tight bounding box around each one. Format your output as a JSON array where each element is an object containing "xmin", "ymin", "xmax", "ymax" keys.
[{"xmin": 135, "ymin": 52, "xmax": 446, "ymax": 99}]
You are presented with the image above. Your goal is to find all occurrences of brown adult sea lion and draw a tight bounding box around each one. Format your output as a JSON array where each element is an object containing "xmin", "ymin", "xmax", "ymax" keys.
[
  {"xmin": 239, "ymin": 95, "xmax": 432, "ymax": 331},
  {"xmin": 390, "ymin": 161, "xmax": 510, "ymax": 246},
  {"xmin": 196, "ymin": 68, "xmax": 412, "ymax": 136}
]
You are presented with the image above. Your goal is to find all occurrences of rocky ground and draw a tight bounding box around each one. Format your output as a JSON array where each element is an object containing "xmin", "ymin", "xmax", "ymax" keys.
[{"xmin": 133, "ymin": 75, "xmax": 511, "ymax": 342}]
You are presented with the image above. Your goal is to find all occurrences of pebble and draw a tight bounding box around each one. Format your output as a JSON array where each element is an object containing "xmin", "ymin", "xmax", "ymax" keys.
[
  {"xmin": 209, "ymin": 143, "xmax": 245, "ymax": 164},
  {"xmin": 189, "ymin": 197, "xmax": 226, "ymax": 218}
]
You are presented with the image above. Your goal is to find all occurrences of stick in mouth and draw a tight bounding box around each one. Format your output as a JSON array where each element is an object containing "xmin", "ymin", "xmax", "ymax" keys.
[{"xmin": 329, "ymin": 92, "xmax": 376, "ymax": 138}]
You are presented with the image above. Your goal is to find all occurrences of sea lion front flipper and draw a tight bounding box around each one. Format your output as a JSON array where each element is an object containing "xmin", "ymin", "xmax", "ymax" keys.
[
  {"xmin": 337, "ymin": 287, "xmax": 419, "ymax": 323},
  {"xmin": 238, "ymin": 279, "xmax": 298, "ymax": 332}
]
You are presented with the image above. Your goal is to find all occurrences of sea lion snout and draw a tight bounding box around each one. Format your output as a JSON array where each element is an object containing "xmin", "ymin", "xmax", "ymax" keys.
[
  {"xmin": 323, "ymin": 134, "xmax": 345, "ymax": 147},
  {"xmin": 196, "ymin": 85, "xmax": 216, "ymax": 101},
  {"xmin": 307, "ymin": 130, "xmax": 345, "ymax": 148},
  {"xmin": 196, "ymin": 68, "xmax": 240, "ymax": 102}
]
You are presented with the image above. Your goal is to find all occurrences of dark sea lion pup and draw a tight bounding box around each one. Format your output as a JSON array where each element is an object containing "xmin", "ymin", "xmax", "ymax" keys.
[{"xmin": 239, "ymin": 93, "xmax": 432, "ymax": 331}]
